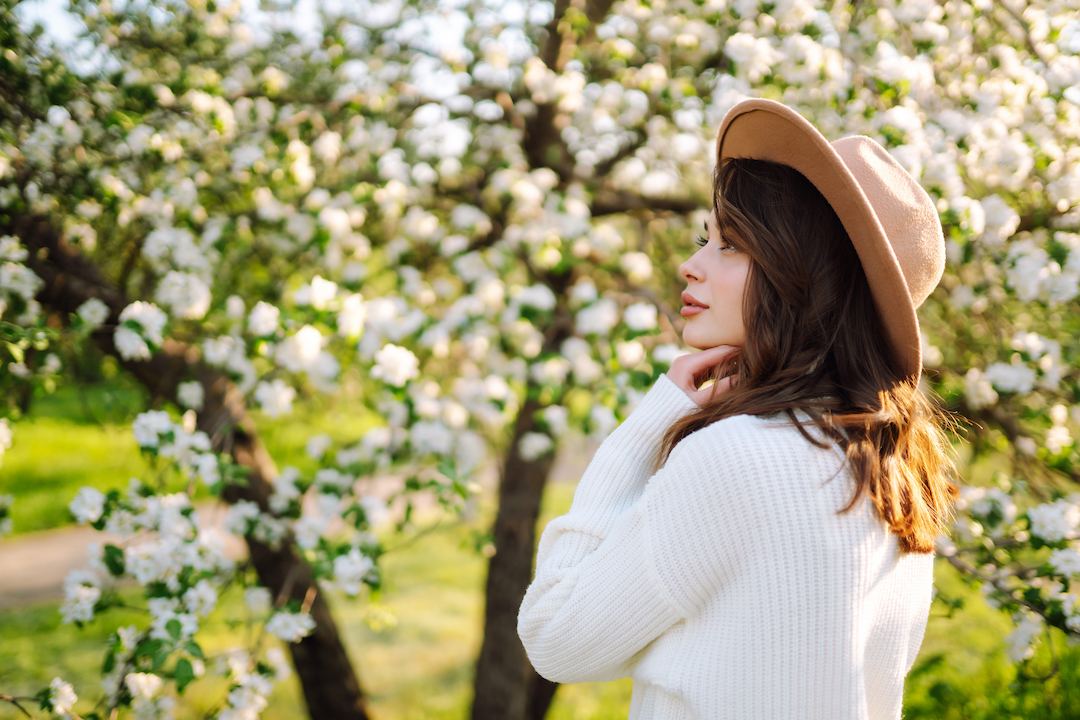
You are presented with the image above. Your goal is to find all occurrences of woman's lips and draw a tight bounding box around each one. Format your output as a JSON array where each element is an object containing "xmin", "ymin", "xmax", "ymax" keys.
[{"xmin": 680, "ymin": 291, "xmax": 708, "ymax": 318}]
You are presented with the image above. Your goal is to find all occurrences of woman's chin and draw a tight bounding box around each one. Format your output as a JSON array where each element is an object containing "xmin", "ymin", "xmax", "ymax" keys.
[{"xmin": 681, "ymin": 331, "xmax": 711, "ymax": 351}]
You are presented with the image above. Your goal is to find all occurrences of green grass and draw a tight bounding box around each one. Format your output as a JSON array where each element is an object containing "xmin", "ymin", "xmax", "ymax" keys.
[{"xmin": 0, "ymin": 381, "xmax": 379, "ymax": 537}]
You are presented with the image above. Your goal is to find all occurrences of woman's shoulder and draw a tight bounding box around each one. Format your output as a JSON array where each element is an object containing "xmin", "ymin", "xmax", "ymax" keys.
[
  {"xmin": 681, "ymin": 410, "xmax": 816, "ymax": 444},
  {"xmin": 670, "ymin": 411, "xmax": 841, "ymax": 474}
]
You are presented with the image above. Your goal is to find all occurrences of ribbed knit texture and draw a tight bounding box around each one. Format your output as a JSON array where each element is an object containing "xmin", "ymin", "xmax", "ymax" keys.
[{"xmin": 518, "ymin": 374, "xmax": 934, "ymax": 720}]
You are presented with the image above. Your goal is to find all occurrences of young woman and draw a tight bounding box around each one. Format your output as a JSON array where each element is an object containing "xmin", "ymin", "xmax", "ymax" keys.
[{"xmin": 517, "ymin": 99, "xmax": 959, "ymax": 720}]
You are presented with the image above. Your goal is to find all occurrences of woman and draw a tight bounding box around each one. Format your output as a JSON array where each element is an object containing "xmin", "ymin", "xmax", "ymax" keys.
[{"xmin": 517, "ymin": 99, "xmax": 959, "ymax": 719}]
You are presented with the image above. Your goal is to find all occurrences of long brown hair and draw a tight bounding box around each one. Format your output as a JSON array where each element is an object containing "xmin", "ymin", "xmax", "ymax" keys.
[{"xmin": 660, "ymin": 158, "xmax": 958, "ymax": 554}]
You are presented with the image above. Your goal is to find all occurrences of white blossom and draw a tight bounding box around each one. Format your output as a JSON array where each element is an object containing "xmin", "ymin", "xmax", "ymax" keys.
[
  {"xmin": 177, "ymin": 381, "xmax": 205, "ymax": 411},
  {"xmin": 410, "ymin": 420, "xmax": 454, "ymax": 455},
  {"xmin": 182, "ymin": 579, "xmax": 218, "ymax": 617},
  {"xmin": 70, "ymin": 487, "xmax": 106, "ymax": 524},
  {"xmin": 247, "ymin": 301, "xmax": 280, "ymax": 336},
  {"xmin": 276, "ymin": 325, "xmax": 324, "ymax": 373},
  {"xmin": 619, "ymin": 252, "xmax": 653, "ymax": 283},
  {"xmin": 956, "ymin": 486, "xmax": 1017, "ymax": 533},
  {"xmin": 359, "ymin": 495, "xmax": 388, "ymax": 527},
  {"xmin": 519, "ymin": 432, "xmax": 554, "ymax": 461},
  {"xmin": 116, "ymin": 302, "xmax": 168, "ymax": 359},
  {"xmin": 269, "ymin": 467, "xmax": 301, "ymax": 513},
  {"xmin": 569, "ymin": 280, "xmax": 598, "ymax": 305},
  {"xmin": 331, "ymin": 548, "xmax": 375, "ymax": 595},
  {"xmin": 515, "ymin": 284, "xmax": 557, "ymax": 312},
  {"xmin": 147, "ymin": 597, "xmax": 199, "ymax": 641},
  {"xmin": 114, "ymin": 327, "xmax": 151, "ymax": 361},
  {"xmin": 623, "ymin": 302, "xmax": 658, "ymax": 332},
  {"xmin": 337, "ymin": 293, "xmax": 366, "ymax": 337},
  {"xmin": 195, "ymin": 453, "xmax": 220, "ymax": 486},
  {"xmin": 244, "ymin": 586, "xmax": 273, "ymax": 615},
  {"xmin": 225, "ymin": 295, "xmax": 245, "ymax": 319},
  {"xmin": 984, "ymin": 363, "xmax": 1036, "ymax": 395},
  {"xmin": 653, "ymin": 343, "xmax": 690, "ymax": 365},
  {"xmin": 125, "ymin": 672, "xmax": 163, "ymax": 700},
  {"xmin": 1005, "ymin": 612, "xmax": 1043, "ymax": 663},
  {"xmin": 254, "ymin": 379, "xmax": 296, "ymax": 418},
  {"xmin": 1028, "ymin": 499, "xmax": 1080, "ymax": 543},
  {"xmin": 265, "ymin": 647, "xmax": 292, "ymax": 681},
  {"xmin": 224, "ymin": 500, "xmax": 262, "ymax": 536},
  {"xmin": 575, "ymin": 299, "xmax": 619, "ymax": 336},
  {"xmin": 1049, "ymin": 547, "xmax": 1080, "ymax": 577},
  {"xmin": 615, "ymin": 340, "xmax": 646, "ymax": 368},
  {"xmin": 76, "ymin": 297, "xmax": 110, "ymax": 326},
  {"xmin": 294, "ymin": 275, "xmax": 338, "ymax": 310},
  {"xmin": 0, "ymin": 261, "xmax": 43, "ymax": 301},
  {"xmin": 155, "ymin": 271, "xmax": 211, "ymax": 320},
  {"xmin": 61, "ymin": 571, "xmax": 101, "ymax": 624},
  {"xmin": 266, "ymin": 611, "xmax": 316, "ymax": 643},
  {"xmin": 371, "ymin": 343, "xmax": 419, "ymax": 387},
  {"xmin": 964, "ymin": 368, "xmax": 999, "ymax": 409},
  {"xmin": 133, "ymin": 411, "xmax": 175, "ymax": 448},
  {"xmin": 49, "ymin": 678, "xmax": 77, "ymax": 716},
  {"xmin": 306, "ymin": 433, "xmax": 332, "ymax": 460},
  {"xmin": 542, "ymin": 406, "xmax": 569, "ymax": 437}
]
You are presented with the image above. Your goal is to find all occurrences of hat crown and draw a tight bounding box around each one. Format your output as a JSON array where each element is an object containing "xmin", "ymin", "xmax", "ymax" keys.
[
  {"xmin": 831, "ymin": 136, "xmax": 944, "ymax": 309},
  {"xmin": 715, "ymin": 98, "xmax": 947, "ymax": 377}
]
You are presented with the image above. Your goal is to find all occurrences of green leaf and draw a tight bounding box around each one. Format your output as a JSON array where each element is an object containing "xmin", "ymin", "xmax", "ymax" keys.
[
  {"xmin": 34, "ymin": 687, "xmax": 52, "ymax": 711},
  {"xmin": 103, "ymin": 648, "xmax": 116, "ymax": 674},
  {"xmin": 175, "ymin": 658, "xmax": 195, "ymax": 693},
  {"xmin": 6, "ymin": 341, "xmax": 24, "ymax": 364},
  {"xmin": 135, "ymin": 639, "xmax": 165, "ymax": 659},
  {"xmin": 182, "ymin": 640, "xmax": 204, "ymax": 659},
  {"xmin": 103, "ymin": 544, "xmax": 126, "ymax": 576},
  {"xmin": 166, "ymin": 618, "xmax": 182, "ymax": 640}
]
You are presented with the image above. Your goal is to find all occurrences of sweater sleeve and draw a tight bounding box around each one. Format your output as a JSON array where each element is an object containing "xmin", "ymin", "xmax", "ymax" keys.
[{"xmin": 519, "ymin": 382, "xmax": 756, "ymax": 684}]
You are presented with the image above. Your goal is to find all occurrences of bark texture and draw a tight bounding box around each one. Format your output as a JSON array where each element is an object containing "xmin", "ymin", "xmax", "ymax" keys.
[
  {"xmin": 13, "ymin": 215, "xmax": 371, "ymax": 720},
  {"xmin": 471, "ymin": 397, "xmax": 559, "ymax": 720}
]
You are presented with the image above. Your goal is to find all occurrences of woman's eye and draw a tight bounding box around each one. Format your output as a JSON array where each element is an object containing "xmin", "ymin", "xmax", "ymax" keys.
[
  {"xmin": 718, "ymin": 234, "xmax": 734, "ymax": 250},
  {"xmin": 694, "ymin": 235, "xmax": 708, "ymax": 248}
]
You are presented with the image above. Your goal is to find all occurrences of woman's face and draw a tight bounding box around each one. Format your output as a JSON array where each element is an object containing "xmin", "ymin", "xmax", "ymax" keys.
[{"xmin": 678, "ymin": 214, "xmax": 751, "ymax": 350}]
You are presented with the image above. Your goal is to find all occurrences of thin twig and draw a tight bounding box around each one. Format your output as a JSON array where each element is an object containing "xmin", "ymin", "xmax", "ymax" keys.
[
  {"xmin": 0, "ymin": 695, "xmax": 35, "ymax": 719},
  {"xmin": 300, "ymin": 584, "xmax": 318, "ymax": 614},
  {"xmin": 381, "ymin": 515, "xmax": 447, "ymax": 554}
]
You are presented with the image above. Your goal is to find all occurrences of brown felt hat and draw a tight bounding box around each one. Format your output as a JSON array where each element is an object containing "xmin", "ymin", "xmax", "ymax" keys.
[{"xmin": 716, "ymin": 98, "xmax": 945, "ymax": 379}]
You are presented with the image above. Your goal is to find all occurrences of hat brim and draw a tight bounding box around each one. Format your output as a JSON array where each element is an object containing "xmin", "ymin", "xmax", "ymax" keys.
[{"xmin": 715, "ymin": 99, "xmax": 922, "ymax": 379}]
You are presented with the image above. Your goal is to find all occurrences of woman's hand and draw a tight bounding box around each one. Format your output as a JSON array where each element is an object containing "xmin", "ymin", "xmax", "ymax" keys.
[{"xmin": 667, "ymin": 345, "xmax": 740, "ymax": 406}]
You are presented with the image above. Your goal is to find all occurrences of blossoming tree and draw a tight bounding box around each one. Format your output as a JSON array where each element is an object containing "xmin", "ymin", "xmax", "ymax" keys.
[{"xmin": 1, "ymin": 0, "xmax": 1079, "ymax": 717}]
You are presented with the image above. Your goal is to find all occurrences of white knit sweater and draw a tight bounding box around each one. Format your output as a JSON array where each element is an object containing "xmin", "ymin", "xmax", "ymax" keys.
[{"xmin": 518, "ymin": 374, "xmax": 934, "ymax": 720}]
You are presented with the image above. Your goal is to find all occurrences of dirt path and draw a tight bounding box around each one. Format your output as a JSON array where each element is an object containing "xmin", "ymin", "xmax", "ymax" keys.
[{"xmin": 0, "ymin": 503, "xmax": 246, "ymax": 609}]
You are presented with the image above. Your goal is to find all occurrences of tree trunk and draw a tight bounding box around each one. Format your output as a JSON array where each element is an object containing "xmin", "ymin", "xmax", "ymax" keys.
[
  {"xmin": 471, "ymin": 397, "xmax": 560, "ymax": 720},
  {"xmin": 527, "ymin": 675, "xmax": 560, "ymax": 720},
  {"xmin": 15, "ymin": 216, "xmax": 371, "ymax": 720}
]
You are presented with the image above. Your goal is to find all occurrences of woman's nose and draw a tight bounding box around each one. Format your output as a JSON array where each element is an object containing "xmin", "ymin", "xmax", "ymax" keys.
[{"xmin": 679, "ymin": 255, "xmax": 702, "ymax": 283}]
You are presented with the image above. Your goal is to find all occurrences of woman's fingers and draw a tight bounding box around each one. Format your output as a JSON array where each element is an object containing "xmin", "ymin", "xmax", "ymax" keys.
[
  {"xmin": 671, "ymin": 345, "xmax": 738, "ymax": 387},
  {"xmin": 667, "ymin": 345, "xmax": 740, "ymax": 402}
]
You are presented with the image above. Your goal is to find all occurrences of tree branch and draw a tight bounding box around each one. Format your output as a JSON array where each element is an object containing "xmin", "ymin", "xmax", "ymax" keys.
[{"xmin": 590, "ymin": 190, "xmax": 698, "ymax": 216}]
